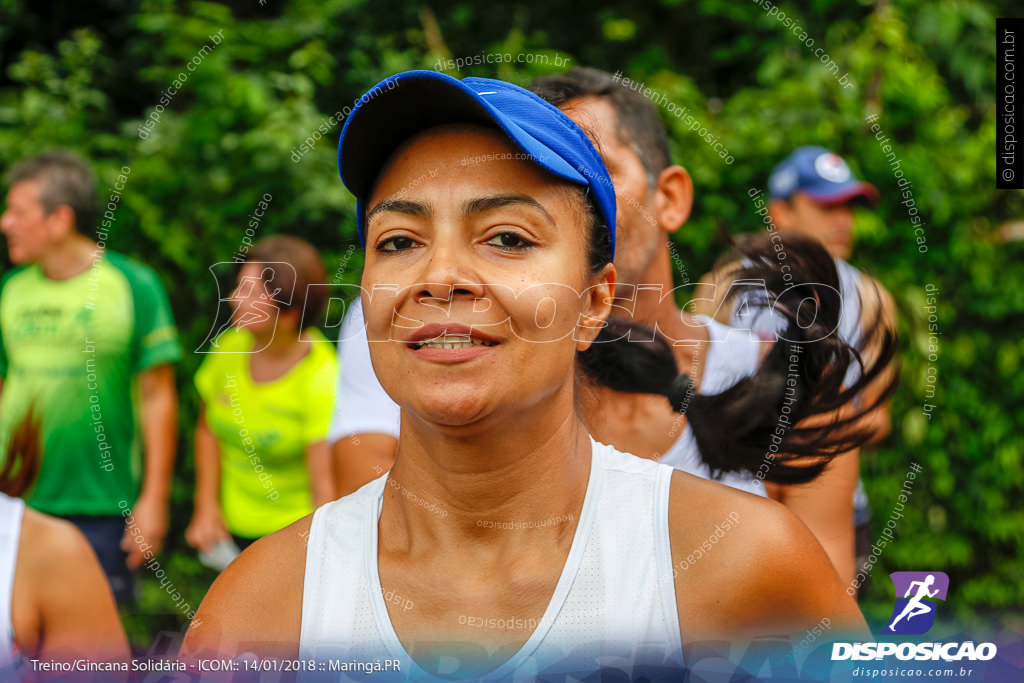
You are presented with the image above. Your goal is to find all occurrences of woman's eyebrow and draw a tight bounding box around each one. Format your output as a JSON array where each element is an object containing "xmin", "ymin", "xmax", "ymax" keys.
[
  {"xmin": 365, "ymin": 199, "xmax": 432, "ymax": 226},
  {"xmin": 463, "ymin": 193, "xmax": 556, "ymax": 226}
]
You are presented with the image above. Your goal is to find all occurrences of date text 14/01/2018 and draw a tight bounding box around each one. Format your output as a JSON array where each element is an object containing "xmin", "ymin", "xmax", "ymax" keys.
[{"xmin": 235, "ymin": 658, "xmax": 403, "ymax": 673}]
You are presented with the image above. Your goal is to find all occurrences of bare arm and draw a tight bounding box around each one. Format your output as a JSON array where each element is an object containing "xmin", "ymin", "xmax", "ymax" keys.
[
  {"xmin": 185, "ymin": 410, "xmax": 230, "ymax": 552},
  {"xmin": 182, "ymin": 515, "xmax": 311, "ymax": 660},
  {"xmin": 123, "ymin": 363, "xmax": 178, "ymax": 568},
  {"xmin": 306, "ymin": 440, "xmax": 335, "ymax": 506},
  {"xmin": 765, "ymin": 451, "xmax": 859, "ymax": 587},
  {"xmin": 671, "ymin": 473, "xmax": 868, "ymax": 645},
  {"xmin": 13, "ymin": 509, "xmax": 130, "ymax": 662},
  {"xmin": 332, "ymin": 433, "xmax": 397, "ymax": 498}
]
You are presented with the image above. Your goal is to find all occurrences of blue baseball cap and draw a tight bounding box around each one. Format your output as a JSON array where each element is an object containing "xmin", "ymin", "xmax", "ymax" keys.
[
  {"xmin": 768, "ymin": 146, "xmax": 879, "ymax": 207},
  {"xmin": 337, "ymin": 70, "xmax": 616, "ymax": 257}
]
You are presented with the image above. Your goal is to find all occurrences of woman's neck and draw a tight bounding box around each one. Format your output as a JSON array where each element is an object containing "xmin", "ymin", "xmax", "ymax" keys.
[
  {"xmin": 250, "ymin": 323, "xmax": 304, "ymax": 357},
  {"xmin": 617, "ymin": 246, "xmax": 710, "ymax": 372},
  {"xmin": 247, "ymin": 324, "xmax": 309, "ymax": 382},
  {"xmin": 381, "ymin": 396, "xmax": 593, "ymax": 556}
]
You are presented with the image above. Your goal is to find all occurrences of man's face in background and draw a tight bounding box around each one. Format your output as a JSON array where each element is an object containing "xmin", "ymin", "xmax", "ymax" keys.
[
  {"xmin": 559, "ymin": 96, "xmax": 664, "ymax": 286},
  {"xmin": 0, "ymin": 180, "xmax": 58, "ymax": 265},
  {"xmin": 770, "ymin": 192, "xmax": 857, "ymax": 261}
]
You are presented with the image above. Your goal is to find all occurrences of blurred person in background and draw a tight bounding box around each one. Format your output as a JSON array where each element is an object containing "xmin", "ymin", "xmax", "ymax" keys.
[
  {"xmin": 0, "ymin": 412, "xmax": 130, "ymax": 668},
  {"xmin": 0, "ymin": 151, "xmax": 181, "ymax": 604},
  {"xmin": 329, "ymin": 296, "xmax": 401, "ymax": 497},
  {"xmin": 186, "ymin": 235, "xmax": 336, "ymax": 559},
  {"xmin": 695, "ymin": 146, "xmax": 898, "ymax": 588}
]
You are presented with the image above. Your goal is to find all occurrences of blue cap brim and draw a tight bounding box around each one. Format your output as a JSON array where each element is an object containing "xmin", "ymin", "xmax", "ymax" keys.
[{"xmin": 338, "ymin": 70, "xmax": 614, "ymax": 253}]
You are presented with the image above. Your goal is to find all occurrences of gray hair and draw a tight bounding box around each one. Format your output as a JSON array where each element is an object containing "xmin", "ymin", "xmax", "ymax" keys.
[{"xmin": 5, "ymin": 150, "xmax": 97, "ymax": 234}]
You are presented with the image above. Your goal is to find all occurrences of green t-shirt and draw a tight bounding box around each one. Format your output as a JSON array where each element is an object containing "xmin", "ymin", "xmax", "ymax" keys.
[
  {"xmin": 0, "ymin": 252, "xmax": 182, "ymax": 516},
  {"xmin": 194, "ymin": 326, "xmax": 337, "ymax": 538}
]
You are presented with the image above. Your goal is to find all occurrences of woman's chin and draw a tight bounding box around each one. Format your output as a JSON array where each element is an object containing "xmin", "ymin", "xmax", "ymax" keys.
[{"xmin": 406, "ymin": 392, "xmax": 495, "ymax": 429}]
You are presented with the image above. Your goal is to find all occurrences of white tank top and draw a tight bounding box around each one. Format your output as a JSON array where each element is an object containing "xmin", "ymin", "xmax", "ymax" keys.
[
  {"xmin": 658, "ymin": 316, "xmax": 767, "ymax": 497},
  {"xmin": 299, "ymin": 438, "xmax": 684, "ymax": 680},
  {"xmin": 0, "ymin": 493, "xmax": 24, "ymax": 670}
]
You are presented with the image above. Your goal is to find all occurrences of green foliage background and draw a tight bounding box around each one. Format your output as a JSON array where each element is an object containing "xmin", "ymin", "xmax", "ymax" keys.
[{"xmin": 0, "ymin": 0, "xmax": 1020, "ymax": 649}]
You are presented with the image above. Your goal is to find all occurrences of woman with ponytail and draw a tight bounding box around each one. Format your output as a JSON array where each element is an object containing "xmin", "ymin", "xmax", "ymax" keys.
[
  {"xmin": 578, "ymin": 231, "xmax": 896, "ymax": 485},
  {"xmin": 186, "ymin": 71, "xmax": 868, "ymax": 678},
  {"xmin": 0, "ymin": 413, "xmax": 129, "ymax": 667},
  {"xmin": 530, "ymin": 68, "xmax": 897, "ymax": 590}
]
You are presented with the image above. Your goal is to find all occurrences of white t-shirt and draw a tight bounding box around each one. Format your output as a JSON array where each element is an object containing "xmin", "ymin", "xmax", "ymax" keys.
[{"xmin": 327, "ymin": 299, "xmax": 401, "ymax": 444}]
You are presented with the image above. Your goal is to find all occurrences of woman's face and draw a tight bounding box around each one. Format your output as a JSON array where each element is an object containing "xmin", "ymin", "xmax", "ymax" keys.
[
  {"xmin": 231, "ymin": 262, "xmax": 280, "ymax": 334},
  {"xmin": 361, "ymin": 125, "xmax": 615, "ymax": 430}
]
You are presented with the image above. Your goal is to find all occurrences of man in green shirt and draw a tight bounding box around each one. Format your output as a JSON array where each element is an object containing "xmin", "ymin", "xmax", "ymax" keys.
[{"xmin": 0, "ymin": 151, "xmax": 181, "ymax": 603}]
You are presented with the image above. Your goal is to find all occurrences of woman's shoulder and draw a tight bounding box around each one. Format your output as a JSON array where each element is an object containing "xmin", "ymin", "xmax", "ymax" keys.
[
  {"xmin": 183, "ymin": 514, "xmax": 313, "ymax": 660},
  {"xmin": 667, "ymin": 470, "xmax": 787, "ymax": 562},
  {"xmin": 18, "ymin": 507, "xmax": 97, "ymax": 577},
  {"xmin": 208, "ymin": 326, "xmax": 253, "ymax": 354},
  {"xmin": 667, "ymin": 471, "xmax": 867, "ymax": 641}
]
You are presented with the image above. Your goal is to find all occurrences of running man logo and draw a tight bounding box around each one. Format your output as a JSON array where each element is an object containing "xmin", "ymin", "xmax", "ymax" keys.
[{"xmin": 883, "ymin": 571, "xmax": 949, "ymax": 635}]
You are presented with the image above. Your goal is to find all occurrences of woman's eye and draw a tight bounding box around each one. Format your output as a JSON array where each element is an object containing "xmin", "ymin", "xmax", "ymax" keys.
[
  {"xmin": 378, "ymin": 236, "xmax": 417, "ymax": 252},
  {"xmin": 486, "ymin": 232, "xmax": 533, "ymax": 250}
]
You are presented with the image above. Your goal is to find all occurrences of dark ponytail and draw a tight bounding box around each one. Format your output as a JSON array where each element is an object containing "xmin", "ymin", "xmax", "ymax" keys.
[
  {"xmin": 577, "ymin": 232, "xmax": 898, "ymax": 485},
  {"xmin": 0, "ymin": 410, "xmax": 42, "ymax": 498}
]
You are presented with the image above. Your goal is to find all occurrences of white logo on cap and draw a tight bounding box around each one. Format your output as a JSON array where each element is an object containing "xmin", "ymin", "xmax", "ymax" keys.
[{"xmin": 814, "ymin": 153, "xmax": 851, "ymax": 184}]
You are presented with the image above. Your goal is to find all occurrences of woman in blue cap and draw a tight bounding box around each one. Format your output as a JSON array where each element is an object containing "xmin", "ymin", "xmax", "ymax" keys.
[{"xmin": 185, "ymin": 71, "xmax": 869, "ymax": 679}]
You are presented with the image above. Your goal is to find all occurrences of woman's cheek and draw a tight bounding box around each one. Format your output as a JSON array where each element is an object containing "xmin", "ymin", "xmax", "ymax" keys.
[{"xmin": 505, "ymin": 285, "xmax": 585, "ymax": 344}]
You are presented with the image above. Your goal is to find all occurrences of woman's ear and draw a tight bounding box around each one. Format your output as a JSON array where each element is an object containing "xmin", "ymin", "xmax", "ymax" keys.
[
  {"xmin": 576, "ymin": 262, "xmax": 616, "ymax": 351},
  {"xmin": 654, "ymin": 165, "xmax": 694, "ymax": 234}
]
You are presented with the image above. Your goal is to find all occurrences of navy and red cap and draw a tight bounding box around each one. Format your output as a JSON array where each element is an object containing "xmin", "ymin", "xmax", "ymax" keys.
[
  {"xmin": 337, "ymin": 69, "xmax": 617, "ymax": 258},
  {"xmin": 768, "ymin": 146, "xmax": 879, "ymax": 208}
]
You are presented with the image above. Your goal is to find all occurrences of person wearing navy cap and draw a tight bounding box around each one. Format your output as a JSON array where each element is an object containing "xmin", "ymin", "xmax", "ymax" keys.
[
  {"xmin": 766, "ymin": 145, "xmax": 880, "ymax": 261},
  {"xmin": 184, "ymin": 71, "xmax": 868, "ymax": 678}
]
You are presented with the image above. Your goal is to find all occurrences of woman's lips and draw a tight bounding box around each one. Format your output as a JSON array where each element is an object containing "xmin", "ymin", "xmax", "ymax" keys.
[
  {"xmin": 410, "ymin": 333, "xmax": 498, "ymax": 350},
  {"xmin": 406, "ymin": 324, "xmax": 500, "ymax": 363}
]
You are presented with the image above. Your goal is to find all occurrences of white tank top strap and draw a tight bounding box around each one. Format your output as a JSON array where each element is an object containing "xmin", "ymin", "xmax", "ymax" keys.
[
  {"xmin": 300, "ymin": 475, "xmax": 388, "ymax": 659},
  {"xmin": 0, "ymin": 493, "xmax": 25, "ymax": 669},
  {"xmin": 299, "ymin": 438, "xmax": 684, "ymax": 680}
]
